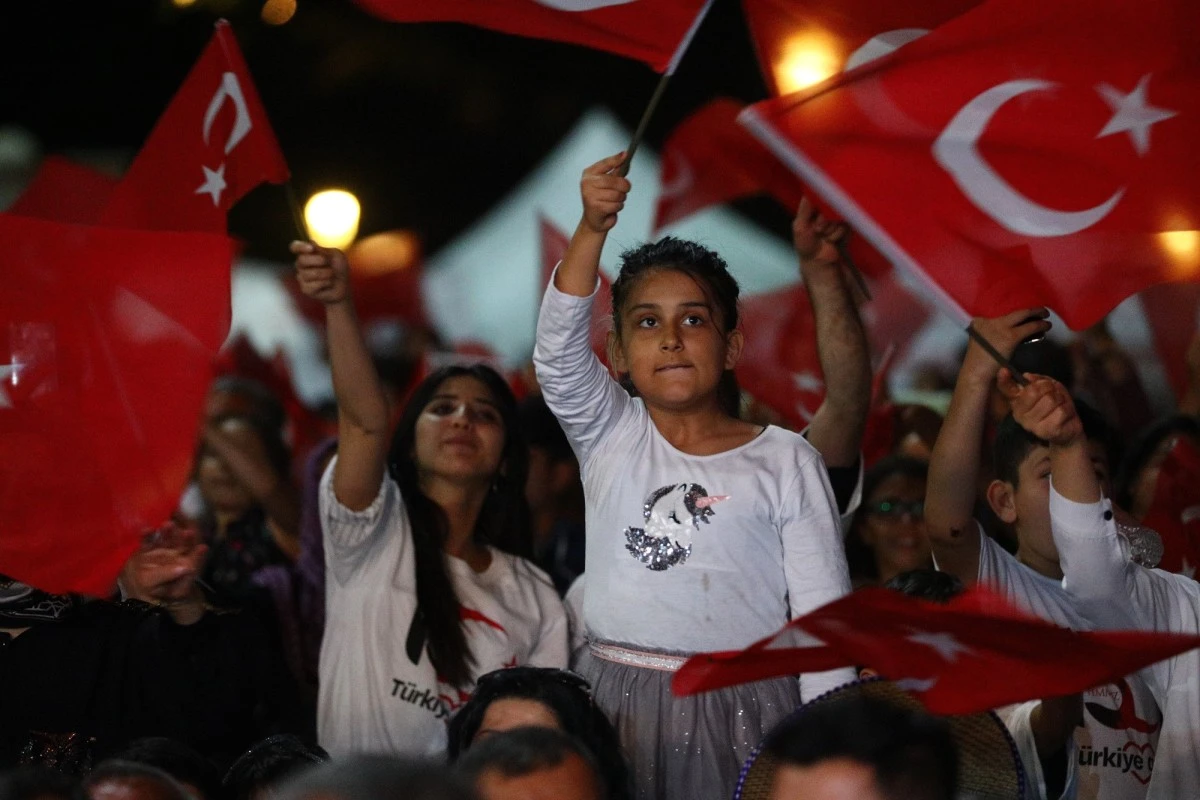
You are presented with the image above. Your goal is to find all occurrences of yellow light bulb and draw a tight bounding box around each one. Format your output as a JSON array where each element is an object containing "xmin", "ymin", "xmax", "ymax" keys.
[
  {"xmin": 775, "ymin": 33, "xmax": 842, "ymax": 95},
  {"xmin": 304, "ymin": 190, "xmax": 361, "ymax": 250}
]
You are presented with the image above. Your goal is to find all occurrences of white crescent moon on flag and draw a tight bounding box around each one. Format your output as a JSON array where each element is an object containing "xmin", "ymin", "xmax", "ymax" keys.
[
  {"xmin": 532, "ymin": 0, "xmax": 636, "ymax": 10},
  {"xmin": 933, "ymin": 79, "xmax": 1125, "ymax": 238}
]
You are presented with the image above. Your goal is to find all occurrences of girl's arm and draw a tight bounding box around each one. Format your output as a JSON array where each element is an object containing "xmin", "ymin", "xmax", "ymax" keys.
[
  {"xmin": 291, "ymin": 242, "xmax": 391, "ymax": 512},
  {"xmin": 553, "ymin": 152, "xmax": 629, "ymax": 297},
  {"xmin": 781, "ymin": 453, "xmax": 857, "ymax": 699},
  {"xmin": 534, "ymin": 154, "xmax": 634, "ymax": 465}
]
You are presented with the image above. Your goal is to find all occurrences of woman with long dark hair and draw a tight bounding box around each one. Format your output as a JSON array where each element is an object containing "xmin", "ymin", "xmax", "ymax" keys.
[{"xmin": 291, "ymin": 241, "xmax": 568, "ymax": 756}]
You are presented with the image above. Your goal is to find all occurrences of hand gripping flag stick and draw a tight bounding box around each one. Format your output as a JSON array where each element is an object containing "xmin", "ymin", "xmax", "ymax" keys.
[{"xmin": 965, "ymin": 324, "xmax": 1029, "ymax": 386}]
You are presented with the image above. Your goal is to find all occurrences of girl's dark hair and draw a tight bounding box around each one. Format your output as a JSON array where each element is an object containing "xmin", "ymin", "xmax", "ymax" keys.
[
  {"xmin": 846, "ymin": 456, "xmax": 929, "ymax": 583},
  {"xmin": 1115, "ymin": 414, "xmax": 1200, "ymax": 510},
  {"xmin": 610, "ymin": 237, "xmax": 742, "ymax": 418},
  {"xmin": 446, "ymin": 667, "xmax": 631, "ymax": 800},
  {"xmin": 386, "ymin": 364, "xmax": 532, "ymax": 688}
]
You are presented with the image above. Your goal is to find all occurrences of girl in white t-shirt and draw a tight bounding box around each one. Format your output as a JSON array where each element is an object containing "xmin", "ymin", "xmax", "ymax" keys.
[
  {"xmin": 291, "ymin": 242, "xmax": 568, "ymax": 757},
  {"xmin": 533, "ymin": 154, "xmax": 854, "ymax": 799}
]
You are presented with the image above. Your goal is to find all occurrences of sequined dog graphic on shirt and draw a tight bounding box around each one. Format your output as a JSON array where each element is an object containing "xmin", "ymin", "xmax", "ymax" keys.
[{"xmin": 624, "ymin": 483, "xmax": 728, "ymax": 571}]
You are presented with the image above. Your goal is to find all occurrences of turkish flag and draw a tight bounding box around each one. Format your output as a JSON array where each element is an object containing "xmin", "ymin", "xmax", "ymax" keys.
[
  {"xmin": 9, "ymin": 157, "xmax": 119, "ymax": 225},
  {"xmin": 742, "ymin": 0, "xmax": 980, "ymax": 97},
  {"xmin": 735, "ymin": 271, "xmax": 930, "ymax": 431},
  {"xmin": 673, "ymin": 586, "xmax": 1200, "ymax": 715},
  {"xmin": 654, "ymin": 98, "xmax": 804, "ymax": 232},
  {"xmin": 0, "ymin": 215, "xmax": 233, "ymax": 596},
  {"xmin": 1141, "ymin": 437, "xmax": 1200, "ymax": 579},
  {"xmin": 356, "ymin": 0, "xmax": 712, "ymax": 74},
  {"xmin": 540, "ymin": 216, "xmax": 613, "ymax": 364},
  {"xmin": 1138, "ymin": 281, "xmax": 1200, "ymax": 402},
  {"xmin": 740, "ymin": 0, "xmax": 1200, "ymax": 331},
  {"xmin": 101, "ymin": 20, "xmax": 289, "ymax": 232},
  {"xmin": 654, "ymin": 99, "xmax": 891, "ymax": 278}
]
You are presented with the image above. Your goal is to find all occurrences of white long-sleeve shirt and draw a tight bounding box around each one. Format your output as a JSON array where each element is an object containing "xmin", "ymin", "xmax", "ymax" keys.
[
  {"xmin": 1050, "ymin": 485, "xmax": 1200, "ymax": 799},
  {"xmin": 533, "ymin": 278, "xmax": 854, "ymax": 699},
  {"xmin": 967, "ymin": 526, "xmax": 1161, "ymax": 799}
]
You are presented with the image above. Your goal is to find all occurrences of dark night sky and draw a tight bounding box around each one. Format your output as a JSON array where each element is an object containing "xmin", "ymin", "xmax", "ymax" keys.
[{"xmin": 1, "ymin": 0, "xmax": 788, "ymax": 260}]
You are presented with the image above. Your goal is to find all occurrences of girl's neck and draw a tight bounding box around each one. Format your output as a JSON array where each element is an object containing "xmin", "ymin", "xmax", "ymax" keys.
[
  {"xmin": 646, "ymin": 403, "xmax": 763, "ymax": 457},
  {"xmin": 420, "ymin": 474, "xmax": 492, "ymax": 568},
  {"xmin": 1016, "ymin": 547, "xmax": 1063, "ymax": 581}
]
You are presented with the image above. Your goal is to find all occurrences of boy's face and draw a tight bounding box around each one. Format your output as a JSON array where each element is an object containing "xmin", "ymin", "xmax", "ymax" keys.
[{"xmin": 992, "ymin": 439, "xmax": 1111, "ymax": 564}]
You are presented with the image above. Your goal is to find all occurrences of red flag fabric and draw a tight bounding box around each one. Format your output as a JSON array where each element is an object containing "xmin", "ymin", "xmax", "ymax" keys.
[
  {"xmin": 0, "ymin": 215, "xmax": 233, "ymax": 596},
  {"xmin": 654, "ymin": 98, "xmax": 804, "ymax": 232},
  {"xmin": 735, "ymin": 272, "xmax": 930, "ymax": 431},
  {"xmin": 356, "ymin": 0, "xmax": 712, "ymax": 74},
  {"xmin": 1141, "ymin": 437, "xmax": 1200, "ymax": 579},
  {"xmin": 741, "ymin": 0, "xmax": 980, "ymax": 97},
  {"xmin": 101, "ymin": 20, "xmax": 289, "ymax": 232},
  {"xmin": 9, "ymin": 157, "xmax": 119, "ymax": 224},
  {"xmin": 540, "ymin": 216, "xmax": 613, "ymax": 363},
  {"xmin": 740, "ymin": 0, "xmax": 1200, "ymax": 331},
  {"xmin": 673, "ymin": 586, "xmax": 1200, "ymax": 715},
  {"xmin": 1138, "ymin": 282, "xmax": 1200, "ymax": 402}
]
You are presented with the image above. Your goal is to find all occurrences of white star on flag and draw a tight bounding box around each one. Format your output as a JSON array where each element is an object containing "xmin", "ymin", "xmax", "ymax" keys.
[
  {"xmin": 195, "ymin": 163, "xmax": 228, "ymax": 206},
  {"xmin": 1096, "ymin": 74, "xmax": 1177, "ymax": 156},
  {"xmin": 1181, "ymin": 557, "xmax": 1196, "ymax": 581},
  {"xmin": 0, "ymin": 362, "xmax": 23, "ymax": 409},
  {"xmin": 907, "ymin": 630, "xmax": 973, "ymax": 662},
  {"xmin": 792, "ymin": 371, "xmax": 825, "ymax": 393}
]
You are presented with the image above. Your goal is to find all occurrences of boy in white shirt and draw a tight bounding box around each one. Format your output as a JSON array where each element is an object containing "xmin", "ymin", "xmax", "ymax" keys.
[
  {"xmin": 1002, "ymin": 370, "xmax": 1200, "ymax": 799},
  {"xmin": 926, "ymin": 310, "xmax": 1160, "ymax": 799}
]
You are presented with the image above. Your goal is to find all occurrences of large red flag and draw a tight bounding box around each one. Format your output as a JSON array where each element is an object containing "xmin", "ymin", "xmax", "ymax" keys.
[
  {"xmin": 0, "ymin": 215, "xmax": 233, "ymax": 596},
  {"xmin": 356, "ymin": 0, "xmax": 712, "ymax": 74},
  {"xmin": 654, "ymin": 98, "xmax": 804, "ymax": 232},
  {"xmin": 540, "ymin": 216, "xmax": 613, "ymax": 363},
  {"xmin": 9, "ymin": 157, "xmax": 119, "ymax": 225},
  {"xmin": 674, "ymin": 586, "xmax": 1200, "ymax": 715},
  {"xmin": 1141, "ymin": 437, "xmax": 1200, "ymax": 579},
  {"xmin": 101, "ymin": 20, "xmax": 289, "ymax": 232},
  {"xmin": 741, "ymin": 0, "xmax": 1200, "ymax": 331},
  {"xmin": 742, "ymin": 0, "xmax": 980, "ymax": 97}
]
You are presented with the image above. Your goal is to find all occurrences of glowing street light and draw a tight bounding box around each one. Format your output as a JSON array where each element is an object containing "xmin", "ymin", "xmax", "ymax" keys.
[
  {"xmin": 304, "ymin": 189, "xmax": 361, "ymax": 250},
  {"xmin": 1158, "ymin": 230, "xmax": 1200, "ymax": 278},
  {"xmin": 774, "ymin": 33, "xmax": 841, "ymax": 95}
]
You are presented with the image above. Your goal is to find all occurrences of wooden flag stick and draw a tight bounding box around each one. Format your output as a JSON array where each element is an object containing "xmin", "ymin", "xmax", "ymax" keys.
[
  {"xmin": 284, "ymin": 181, "xmax": 309, "ymax": 242},
  {"xmin": 614, "ymin": 72, "xmax": 673, "ymax": 178},
  {"xmin": 965, "ymin": 324, "xmax": 1028, "ymax": 386},
  {"xmin": 835, "ymin": 238, "xmax": 872, "ymax": 302}
]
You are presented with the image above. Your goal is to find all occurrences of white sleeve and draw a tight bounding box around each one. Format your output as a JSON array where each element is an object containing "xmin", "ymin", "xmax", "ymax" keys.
[
  {"xmin": 782, "ymin": 452, "xmax": 856, "ymax": 699},
  {"xmin": 525, "ymin": 571, "xmax": 571, "ymax": 669},
  {"xmin": 995, "ymin": 701, "xmax": 1079, "ymax": 800},
  {"xmin": 319, "ymin": 455, "xmax": 404, "ymax": 586},
  {"xmin": 533, "ymin": 274, "xmax": 631, "ymax": 466},
  {"xmin": 1049, "ymin": 483, "xmax": 1187, "ymax": 634}
]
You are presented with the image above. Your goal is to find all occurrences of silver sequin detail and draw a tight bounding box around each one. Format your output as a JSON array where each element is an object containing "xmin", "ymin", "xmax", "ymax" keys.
[
  {"xmin": 624, "ymin": 482, "xmax": 717, "ymax": 571},
  {"xmin": 1117, "ymin": 521, "xmax": 1164, "ymax": 569},
  {"xmin": 589, "ymin": 641, "xmax": 689, "ymax": 671}
]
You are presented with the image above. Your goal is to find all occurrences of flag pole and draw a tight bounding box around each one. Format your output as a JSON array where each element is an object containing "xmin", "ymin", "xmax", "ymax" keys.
[
  {"xmin": 614, "ymin": 73, "xmax": 672, "ymax": 178},
  {"xmin": 284, "ymin": 181, "xmax": 309, "ymax": 242},
  {"xmin": 965, "ymin": 324, "xmax": 1029, "ymax": 386}
]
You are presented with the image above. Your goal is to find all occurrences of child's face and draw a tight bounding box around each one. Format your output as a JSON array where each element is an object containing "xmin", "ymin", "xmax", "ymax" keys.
[
  {"xmin": 860, "ymin": 473, "xmax": 931, "ymax": 582},
  {"xmin": 610, "ymin": 269, "xmax": 741, "ymax": 413},
  {"xmin": 999, "ymin": 440, "xmax": 1111, "ymax": 564}
]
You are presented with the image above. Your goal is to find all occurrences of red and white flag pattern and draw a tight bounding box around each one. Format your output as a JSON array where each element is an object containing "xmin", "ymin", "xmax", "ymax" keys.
[
  {"xmin": 740, "ymin": 0, "xmax": 1200, "ymax": 331},
  {"xmin": 673, "ymin": 586, "xmax": 1200, "ymax": 715},
  {"xmin": 356, "ymin": 0, "xmax": 713, "ymax": 73}
]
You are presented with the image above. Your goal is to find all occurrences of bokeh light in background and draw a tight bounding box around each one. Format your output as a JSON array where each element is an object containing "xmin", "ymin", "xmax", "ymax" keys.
[
  {"xmin": 774, "ymin": 32, "xmax": 841, "ymax": 95},
  {"xmin": 304, "ymin": 189, "xmax": 361, "ymax": 250},
  {"xmin": 348, "ymin": 230, "xmax": 422, "ymax": 276},
  {"xmin": 261, "ymin": 0, "xmax": 297, "ymax": 26},
  {"xmin": 171, "ymin": 0, "xmax": 198, "ymax": 7},
  {"xmin": 1159, "ymin": 230, "xmax": 1200, "ymax": 277}
]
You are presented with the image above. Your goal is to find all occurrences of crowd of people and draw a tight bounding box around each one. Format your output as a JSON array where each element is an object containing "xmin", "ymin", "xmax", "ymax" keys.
[{"xmin": 2, "ymin": 152, "xmax": 1200, "ymax": 800}]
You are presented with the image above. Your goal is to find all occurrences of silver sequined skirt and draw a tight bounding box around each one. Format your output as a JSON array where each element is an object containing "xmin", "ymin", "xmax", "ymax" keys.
[{"xmin": 578, "ymin": 642, "xmax": 801, "ymax": 800}]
